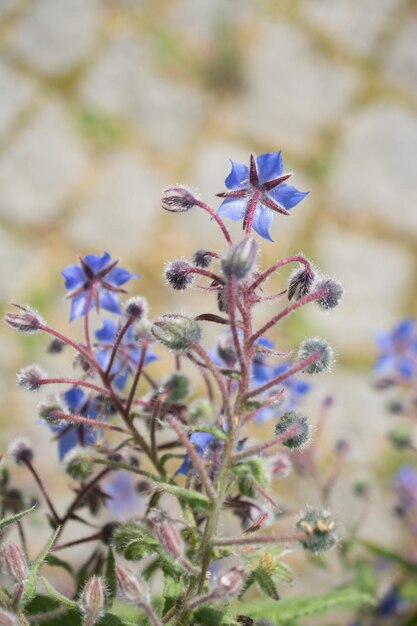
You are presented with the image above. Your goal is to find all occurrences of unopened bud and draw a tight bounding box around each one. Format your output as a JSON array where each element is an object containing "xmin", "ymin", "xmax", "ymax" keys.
[
  {"xmin": 215, "ymin": 564, "xmax": 245, "ymax": 597},
  {"xmin": 16, "ymin": 365, "xmax": 47, "ymax": 391},
  {"xmin": 192, "ymin": 249, "xmax": 214, "ymax": 269},
  {"xmin": 162, "ymin": 185, "xmax": 197, "ymax": 213},
  {"xmin": 315, "ymin": 278, "xmax": 343, "ymax": 310},
  {"xmin": 116, "ymin": 566, "xmax": 148, "ymax": 604},
  {"xmin": 288, "ymin": 265, "xmax": 315, "ymax": 301},
  {"xmin": 79, "ymin": 576, "xmax": 106, "ymax": 626},
  {"xmin": 2, "ymin": 544, "xmax": 28, "ymax": 583},
  {"xmin": 124, "ymin": 296, "xmax": 148, "ymax": 321},
  {"xmin": 65, "ymin": 447, "xmax": 95, "ymax": 481},
  {"xmin": 217, "ymin": 285, "xmax": 229, "ymax": 313},
  {"xmin": 4, "ymin": 304, "xmax": 45, "ymax": 334},
  {"xmin": 221, "ymin": 238, "xmax": 257, "ymax": 282},
  {"xmin": 165, "ymin": 260, "xmax": 194, "ymax": 291},
  {"xmin": 389, "ymin": 427, "xmax": 412, "ymax": 450},
  {"xmin": 152, "ymin": 314, "xmax": 201, "ymax": 352},
  {"xmin": 298, "ymin": 337, "xmax": 333, "ymax": 374},
  {"xmin": 154, "ymin": 521, "xmax": 184, "ymax": 560},
  {"xmin": 0, "ymin": 609, "xmax": 16, "ymax": 626},
  {"xmin": 8, "ymin": 438, "xmax": 33, "ymax": 466},
  {"xmin": 47, "ymin": 338, "xmax": 66, "ymax": 354},
  {"xmin": 296, "ymin": 508, "xmax": 338, "ymax": 553},
  {"xmin": 38, "ymin": 396, "xmax": 65, "ymax": 424},
  {"xmin": 275, "ymin": 412, "xmax": 311, "ymax": 449},
  {"xmin": 163, "ymin": 373, "xmax": 191, "ymax": 402}
]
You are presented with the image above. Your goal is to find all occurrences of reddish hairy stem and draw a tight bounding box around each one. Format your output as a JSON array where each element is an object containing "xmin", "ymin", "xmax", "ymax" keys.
[
  {"xmin": 84, "ymin": 283, "xmax": 96, "ymax": 353},
  {"xmin": 232, "ymin": 422, "xmax": 304, "ymax": 462},
  {"xmin": 105, "ymin": 315, "xmax": 135, "ymax": 376},
  {"xmin": 23, "ymin": 459, "xmax": 60, "ymax": 524},
  {"xmin": 126, "ymin": 339, "xmax": 149, "ymax": 417},
  {"xmin": 251, "ymin": 255, "xmax": 313, "ymax": 292},
  {"xmin": 39, "ymin": 378, "xmax": 111, "ymax": 396},
  {"xmin": 38, "ymin": 325, "xmax": 95, "ymax": 368},
  {"xmin": 214, "ymin": 531, "xmax": 305, "ymax": 546},
  {"xmin": 189, "ymin": 267, "xmax": 224, "ymax": 285},
  {"xmin": 60, "ymin": 468, "xmax": 111, "ymax": 526},
  {"xmin": 194, "ymin": 199, "xmax": 232, "ymax": 244},
  {"xmin": 227, "ymin": 276, "xmax": 246, "ymax": 384},
  {"xmin": 54, "ymin": 410, "xmax": 129, "ymax": 435},
  {"xmin": 53, "ymin": 531, "xmax": 103, "ymax": 552}
]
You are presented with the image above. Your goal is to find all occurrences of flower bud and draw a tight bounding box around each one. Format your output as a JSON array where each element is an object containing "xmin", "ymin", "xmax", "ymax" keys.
[
  {"xmin": 8, "ymin": 438, "xmax": 33, "ymax": 466},
  {"xmin": 315, "ymin": 278, "xmax": 343, "ymax": 310},
  {"xmin": 275, "ymin": 412, "xmax": 311, "ymax": 449},
  {"xmin": 298, "ymin": 337, "xmax": 333, "ymax": 374},
  {"xmin": 47, "ymin": 338, "xmax": 66, "ymax": 354},
  {"xmin": 152, "ymin": 314, "xmax": 201, "ymax": 352},
  {"xmin": 165, "ymin": 260, "xmax": 194, "ymax": 291},
  {"xmin": 4, "ymin": 304, "xmax": 45, "ymax": 334},
  {"xmin": 116, "ymin": 566, "xmax": 148, "ymax": 604},
  {"xmin": 0, "ymin": 609, "xmax": 16, "ymax": 626},
  {"xmin": 189, "ymin": 398, "xmax": 215, "ymax": 423},
  {"xmin": 215, "ymin": 564, "xmax": 245, "ymax": 597},
  {"xmin": 64, "ymin": 447, "xmax": 95, "ymax": 481},
  {"xmin": 389, "ymin": 427, "xmax": 413, "ymax": 450},
  {"xmin": 192, "ymin": 249, "xmax": 214, "ymax": 269},
  {"xmin": 154, "ymin": 521, "xmax": 184, "ymax": 559},
  {"xmin": 38, "ymin": 396, "xmax": 65, "ymax": 424},
  {"xmin": 163, "ymin": 373, "xmax": 191, "ymax": 402},
  {"xmin": 217, "ymin": 285, "xmax": 229, "ymax": 313},
  {"xmin": 287, "ymin": 265, "xmax": 315, "ymax": 301},
  {"xmin": 16, "ymin": 365, "xmax": 47, "ymax": 391},
  {"xmin": 2, "ymin": 544, "xmax": 28, "ymax": 583},
  {"xmin": 162, "ymin": 185, "xmax": 197, "ymax": 213},
  {"xmin": 79, "ymin": 576, "xmax": 107, "ymax": 625},
  {"xmin": 221, "ymin": 238, "xmax": 257, "ymax": 282},
  {"xmin": 296, "ymin": 508, "xmax": 338, "ymax": 553},
  {"xmin": 100, "ymin": 522, "xmax": 120, "ymax": 545},
  {"xmin": 124, "ymin": 296, "xmax": 148, "ymax": 321}
]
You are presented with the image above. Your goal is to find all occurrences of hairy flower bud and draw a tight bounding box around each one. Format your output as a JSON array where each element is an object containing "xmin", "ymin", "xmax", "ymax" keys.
[
  {"xmin": 2, "ymin": 544, "xmax": 28, "ymax": 583},
  {"xmin": 154, "ymin": 521, "xmax": 184, "ymax": 559},
  {"xmin": 16, "ymin": 365, "xmax": 47, "ymax": 391},
  {"xmin": 163, "ymin": 373, "xmax": 191, "ymax": 402},
  {"xmin": 47, "ymin": 338, "xmax": 66, "ymax": 354},
  {"xmin": 38, "ymin": 396, "xmax": 65, "ymax": 424},
  {"xmin": 8, "ymin": 438, "xmax": 33, "ymax": 466},
  {"xmin": 221, "ymin": 238, "xmax": 257, "ymax": 282},
  {"xmin": 65, "ymin": 447, "xmax": 95, "ymax": 481},
  {"xmin": 192, "ymin": 249, "xmax": 214, "ymax": 269},
  {"xmin": 0, "ymin": 610, "xmax": 16, "ymax": 626},
  {"xmin": 315, "ymin": 278, "xmax": 343, "ymax": 310},
  {"xmin": 296, "ymin": 508, "xmax": 338, "ymax": 553},
  {"xmin": 298, "ymin": 337, "xmax": 333, "ymax": 374},
  {"xmin": 287, "ymin": 265, "xmax": 315, "ymax": 301},
  {"xmin": 275, "ymin": 412, "xmax": 311, "ymax": 449},
  {"xmin": 152, "ymin": 314, "xmax": 201, "ymax": 352},
  {"xmin": 124, "ymin": 296, "xmax": 148, "ymax": 321},
  {"xmin": 4, "ymin": 304, "xmax": 45, "ymax": 334},
  {"xmin": 162, "ymin": 185, "xmax": 197, "ymax": 213},
  {"xmin": 79, "ymin": 576, "xmax": 107, "ymax": 625},
  {"xmin": 165, "ymin": 260, "xmax": 194, "ymax": 290},
  {"xmin": 215, "ymin": 564, "xmax": 245, "ymax": 597},
  {"xmin": 116, "ymin": 566, "xmax": 148, "ymax": 604}
]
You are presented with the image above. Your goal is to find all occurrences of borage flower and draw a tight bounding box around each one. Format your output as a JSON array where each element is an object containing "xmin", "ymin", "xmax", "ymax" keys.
[
  {"xmin": 95, "ymin": 319, "xmax": 157, "ymax": 389},
  {"xmin": 103, "ymin": 471, "xmax": 145, "ymax": 519},
  {"xmin": 176, "ymin": 431, "xmax": 214, "ymax": 476},
  {"xmin": 374, "ymin": 318, "xmax": 417, "ymax": 381},
  {"xmin": 62, "ymin": 252, "xmax": 138, "ymax": 321},
  {"xmin": 217, "ymin": 151, "xmax": 308, "ymax": 241}
]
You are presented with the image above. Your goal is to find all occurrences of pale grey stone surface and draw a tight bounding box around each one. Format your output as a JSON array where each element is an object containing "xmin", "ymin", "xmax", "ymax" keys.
[
  {"xmin": 227, "ymin": 21, "xmax": 360, "ymax": 153},
  {"xmin": 384, "ymin": 19, "xmax": 417, "ymax": 98},
  {"xmin": 81, "ymin": 38, "xmax": 206, "ymax": 153},
  {"xmin": 0, "ymin": 60, "xmax": 35, "ymax": 139},
  {"xmin": 68, "ymin": 152, "xmax": 163, "ymax": 255},
  {"xmin": 12, "ymin": 0, "xmax": 101, "ymax": 75},
  {"xmin": 304, "ymin": 0, "xmax": 400, "ymax": 55},
  {"xmin": 0, "ymin": 228, "xmax": 38, "ymax": 298},
  {"xmin": 308, "ymin": 228, "xmax": 413, "ymax": 350},
  {"xmin": 0, "ymin": 102, "xmax": 88, "ymax": 225},
  {"xmin": 0, "ymin": 0, "xmax": 23, "ymax": 19},
  {"xmin": 329, "ymin": 104, "xmax": 417, "ymax": 235}
]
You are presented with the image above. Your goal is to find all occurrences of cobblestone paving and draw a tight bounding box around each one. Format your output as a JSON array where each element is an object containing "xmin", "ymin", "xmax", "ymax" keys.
[{"xmin": 0, "ymin": 0, "xmax": 416, "ymax": 582}]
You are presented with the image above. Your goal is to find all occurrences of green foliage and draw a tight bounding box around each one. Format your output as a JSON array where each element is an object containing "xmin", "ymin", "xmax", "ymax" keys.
[
  {"xmin": 152, "ymin": 481, "xmax": 213, "ymax": 513},
  {"xmin": 0, "ymin": 505, "xmax": 36, "ymax": 532},
  {"xmin": 240, "ymin": 552, "xmax": 293, "ymax": 601},
  {"xmin": 105, "ymin": 548, "xmax": 117, "ymax": 604},
  {"xmin": 24, "ymin": 595, "xmax": 82, "ymax": 626},
  {"xmin": 362, "ymin": 540, "xmax": 417, "ymax": 573},
  {"xmin": 21, "ymin": 527, "xmax": 61, "ymax": 606},
  {"xmin": 41, "ymin": 577, "xmax": 78, "ymax": 610},
  {"xmin": 233, "ymin": 459, "xmax": 269, "ymax": 498},
  {"xmin": 191, "ymin": 606, "xmax": 239, "ymax": 626},
  {"xmin": 162, "ymin": 575, "xmax": 184, "ymax": 615}
]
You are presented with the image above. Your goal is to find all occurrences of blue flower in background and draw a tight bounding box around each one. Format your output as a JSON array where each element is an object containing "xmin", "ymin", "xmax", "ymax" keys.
[
  {"xmin": 62, "ymin": 252, "xmax": 138, "ymax": 321},
  {"xmin": 103, "ymin": 471, "xmax": 144, "ymax": 519},
  {"xmin": 374, "ymin": 318, "xmax": 417, "ymax": 380},
  {"xmin": 255, "ymin": 362, "xmax": 311, "ymax": 424},
  {"xmin": 217, "ymin": 152, "xmax": 308, "ymax": 241},
  {"xmin": 176, "ymin": 431, "xmax": 214, "ymax": 476},
  {"xmin": 95, "ymin": 319, "xmax": 157, "ymax": 389},
  {"xmin": 51, "ymin": 388, "xmax": 103, "ymax": 460}
]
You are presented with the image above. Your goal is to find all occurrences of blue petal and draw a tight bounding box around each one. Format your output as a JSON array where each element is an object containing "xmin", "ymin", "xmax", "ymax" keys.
[
  {"xmin": 57, "ymin": 427, "xmax": 79, "ymax": 460},
  {"xmin": 376, "ymin": 330, "xmax": 393, "ymax": 352},
  {"xmin": 217, "ymin": 198, "xmax": 247, "ymax": 221},
  {"xmin": 270, "ymin": 184, "xmax": 309, "ymax": 209},
  {"xmin": 255, "ymin": 406, "xmax": 274, "ymax": 424},
  {"xmin": 107, "ymin": 266, "xmax": 138, "ymax": 286},
  {"xmin": 62, "ymin": 265, "xmax": 85, "ymax": 290},
  {"xmin": 291, "ymin": 380, "xmax": 311, "ymax": 396},
  {"xmin": 394, "ymin": 318, "xmax": 415, "ymax": 342},
  {"xmin": 96, "ymin": 319, "xmax": 117, "ymax": 342},
  {"xmin": 176, "ymin": 455, "xmax": 192, "ymax": 476},
  {"xmin": 64, "ymin": 387, "xmax": 85, "ymax": 412},
  {"xmin": 255, "ymin": 337, "xmax": 274, "ymax": 350},
  {"xmin": 99, "ymin": 290, "xmax": 122, "ymax": 315},
  {"xmin": 225, "ymin": 160, "xmax": 249, "ymax": 190},
  {"xmin": 96, "ymin": 349, "xmax": 110, "ymax": 371},
  {"xmin": 104, "ymin": 471, "xmax": 143, "ymax": 517},
  {"xmin": 398, "ymin": 358, "xmax": 415, "ymax": 379},
  {"xmin": 70, "ymin": 294, "xmax": 90, "ymax": 321},
  {"xmin": 190, "ymin": 431, "xmax": 214, "ymax": 450},
  {"xmin": 252, "ymin": 362, "xmax": 273, "ymax": 384},
  {"xmin": 256, "ymin": 152, "xmax": 283, "ymax": 184},
  {"xmin": 114, "ymin": 370, "xmax": 129, "ymax": 390},
  {"xmin": 252, "ymin": 205, "xmax": 274, "ymax": 241},
  {"xmin": 84, "ymin": 252, "xmax": 112, "ymax": 274}
]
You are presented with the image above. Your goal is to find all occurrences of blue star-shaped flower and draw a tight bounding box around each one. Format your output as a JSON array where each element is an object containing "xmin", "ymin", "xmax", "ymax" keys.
[
  {"xmin": 176, "ymin": 431, "xmax": 214, "ymax": 476},
  {"xmin": 95, "ymin": 319, "xmax": 157, "ymax": 389},
  {"xmin": 62, "ymin": 252, "xmax": 138, "ymax": 321},
  {"xmin": 217, "ymin": 152, "xmax": 308, "ymax": 241},
  {"xmin": 103, "ymin": 471, "xmax": 145, "ymax": 519},
  {"xmin": 375, "ymin": 318, "xmax": 417, "ymax": 380}
]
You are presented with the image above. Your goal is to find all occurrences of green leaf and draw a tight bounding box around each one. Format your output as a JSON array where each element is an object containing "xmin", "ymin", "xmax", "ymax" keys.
[
  {"xmin": 354, "ymin": 559, "xmax": 378, "ymax": 595},
  {"xmin": 24, "ymin": 594, "xmax": 82, "ymax": 626},
  {"xmin": 239, "ymin": 588, "xmax": 374, "ymax": 623},
  {"xmin": 21, "ymin": 527, "xmax": 61, "ymax": 606},
  {"xmin": 96, "ymin": 614, "xmax": 138, "ymax": 626},
  {"xmin": 44, "ymin": 555, "xmax": 74, "ymax": 577},
  {"xmin": 153, "ymin": 482, "xmax": 213, "ymax": 513},
  {"xmin": 41, "ymin": 577, "xmax": 78, "ymax": 609},
  {"xmin": 0, "ymin": 505, "xmax": 36, "ymax": 531},
  {"xmin": 105, "ymin": 548, "xmax": 117, "ymax": 604},
  {"xmin": 362, "ymin": 540, "xmax": 417, "ymax": 573},
  {"xmin": 162, "ymin": 575, "xmax": 184, "ymax": 615},
  {"xmin": 191, "ymin": 607, "xmax": 238, "ymax": 626},
  {"xmin": 256, "ymin": 570, "xmax": 279, "ymax": 600}
]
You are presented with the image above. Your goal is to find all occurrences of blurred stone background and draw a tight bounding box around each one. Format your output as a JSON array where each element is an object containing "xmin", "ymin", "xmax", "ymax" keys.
[{"xmin": 0, "ymin": 0, "xmax": 417, "ymax": 612}]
